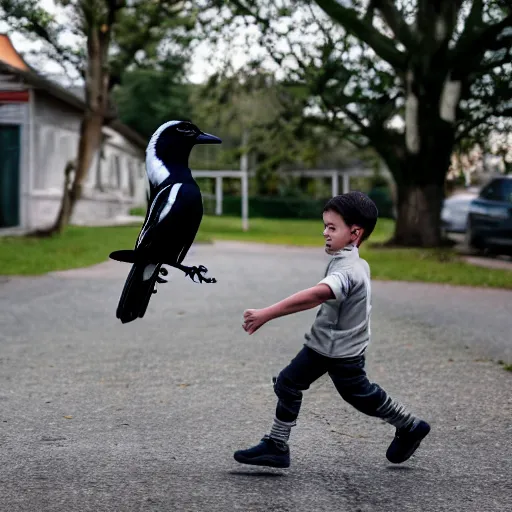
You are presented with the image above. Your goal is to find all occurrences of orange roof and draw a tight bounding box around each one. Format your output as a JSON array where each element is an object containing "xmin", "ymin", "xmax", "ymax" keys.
[{"xmin": 0, "ymin": 34, "xmax": 29, "ymax": 71}]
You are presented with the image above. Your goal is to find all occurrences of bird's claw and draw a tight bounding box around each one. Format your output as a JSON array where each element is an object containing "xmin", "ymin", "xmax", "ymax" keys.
[
  {"xmin": 184, "ymin": 265, "xmax": 217, "ymax": 284},
  {"xmin": 156, "ymin": 267, "xmax": 169, "ymax": 284},
  {"xmin": 150, "ymin": 267, "xmax": 169, "ymax": 293}
]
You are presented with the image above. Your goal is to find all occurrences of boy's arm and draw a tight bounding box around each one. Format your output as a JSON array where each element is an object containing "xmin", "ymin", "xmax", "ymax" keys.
[
  {"xmin": 243, "ymin": 284, "xmax": 334, "ymax": 335},
  {"xmin": 265, "ymin": 284, "xmax": 334, "ymax": 320}
]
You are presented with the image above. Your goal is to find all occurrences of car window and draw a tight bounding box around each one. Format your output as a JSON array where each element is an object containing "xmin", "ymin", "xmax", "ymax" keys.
[{"xmin": 480, "ymin": 180, "xmax": 512, "ymax": 203}]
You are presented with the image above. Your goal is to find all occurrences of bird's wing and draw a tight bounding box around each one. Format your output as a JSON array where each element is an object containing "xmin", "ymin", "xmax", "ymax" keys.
[
  {"xmin": 176, "ymin": 229, "xmax": 198, "ymax": 265},
  {"xmin": 136, "ymin": 181, "xmax": 204, "ymax": 266},
  {"xmin": 175, "ymin": 193, "xmax": 203, "ymax": 265},
  {"xmin": 136, "ymin": 183, "xmax": 181, "ymax": 251}
]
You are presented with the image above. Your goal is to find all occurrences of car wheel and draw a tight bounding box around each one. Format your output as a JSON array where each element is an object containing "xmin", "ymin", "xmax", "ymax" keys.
[{"xmin": 464, "ymin": 219, "xmax": 483, "ymax": 252}]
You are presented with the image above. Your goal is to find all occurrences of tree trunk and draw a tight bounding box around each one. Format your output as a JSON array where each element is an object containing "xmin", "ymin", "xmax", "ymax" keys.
[
  {"xmin": 392, "ymin": 182, "xmax": 445, "ymax": 247},
  {"xmin": 52, "ymin": 160, "xmax": 76, "ymax": 234},
  {"xmin": 48, "ymin": 19, "xmax": 112, "ymax": 235},
  {"xmin": 384, "ymin": 137, "xmax": 453, "ymax": 247},
  {"xmin": 51, "ymin": 112, "xmax": 104, "ymax": 233},
  {"xmin": 382, "ymin": 119, "xmax": 454, "ymax": 247},
  {"xmin": 379, "ymin": 64, "xmax": 461, "ymax": 247}
]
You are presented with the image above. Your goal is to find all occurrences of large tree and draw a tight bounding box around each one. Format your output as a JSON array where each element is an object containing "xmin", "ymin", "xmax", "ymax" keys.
[
  {"xmin": 203, "ymin": 0, "xmax": 512, "ymax": 246},
  {"xmin": 0, "ymin": 0, "xmax": 194, "ymax": 234}
]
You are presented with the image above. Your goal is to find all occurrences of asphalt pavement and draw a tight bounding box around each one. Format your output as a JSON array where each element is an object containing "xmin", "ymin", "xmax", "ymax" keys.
[{"xmin": 0, "ymin": 241, "xmax": 511, "ymax": 512}]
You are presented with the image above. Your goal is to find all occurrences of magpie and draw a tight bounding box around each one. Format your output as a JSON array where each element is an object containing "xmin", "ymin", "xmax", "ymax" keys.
[{"xmin": 109, "ymin": 120, "xmax": 222, "ymax": 324}]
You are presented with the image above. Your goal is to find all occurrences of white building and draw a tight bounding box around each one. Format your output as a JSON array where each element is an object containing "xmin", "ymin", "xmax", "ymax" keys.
[{"xmin": 0, "ymin": 34, "xmax": 147, "ymax": 232}]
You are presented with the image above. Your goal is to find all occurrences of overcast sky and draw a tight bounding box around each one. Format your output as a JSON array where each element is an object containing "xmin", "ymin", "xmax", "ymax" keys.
[{"xmin": 0, "ymin": 0, "xmax": 249, "ymax": 84}]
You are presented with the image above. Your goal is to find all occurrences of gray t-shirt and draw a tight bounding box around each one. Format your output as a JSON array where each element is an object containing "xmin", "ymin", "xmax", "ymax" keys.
[{"xmin": 304, "ymin": 245, "xmax": 371, "ymax": 358}]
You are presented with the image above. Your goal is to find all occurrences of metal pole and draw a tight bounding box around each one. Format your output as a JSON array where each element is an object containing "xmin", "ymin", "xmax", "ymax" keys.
[
  {"xmin": 241, "ymin": 130, "xmax": 249, "ymax": 231},
  {"xmin": 331, "ymin": 170, "xmax": 339, "ymax": 197},
  {"xmin": 343, "ymin": 173, "xmax": 350, "ymax": 194},
  {"xmin": 215, "ymin": 176, "xmax": 223, "ymax": 215}
]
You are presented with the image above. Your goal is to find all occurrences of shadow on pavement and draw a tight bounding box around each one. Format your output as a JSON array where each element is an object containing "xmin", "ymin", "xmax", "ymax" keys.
[{"xmin": 228, "ymin": 470, "xmax": 286, "ymax": 478}]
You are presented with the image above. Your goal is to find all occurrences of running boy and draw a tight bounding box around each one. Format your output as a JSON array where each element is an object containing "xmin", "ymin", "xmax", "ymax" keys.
[{"xmin": 234, "ymin": 191, "xmax": 430, "ymax": 468}]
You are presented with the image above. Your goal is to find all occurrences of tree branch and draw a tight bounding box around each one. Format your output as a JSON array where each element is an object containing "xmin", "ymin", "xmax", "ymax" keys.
[
  {"xmin": 374, "ymin": 0, "xmax": 415, "ymax": 50},
  {"xmin": 464, "ymin": 0, "xmax": 484, "ymax": 30},
  {"xmin": 313, "ymin": 0, "xmax": 407, "ymax": 70},
  {"xmin": 318, "ymin": 87, "xmax": 370, "ymax": 137},
  {"xmin": 225, "ymin": 0, "xmax": 270, "ymax": 30},
  {"xmin": 455, "ymin": 116, "xmax": 491, "ymax": 143},
  {"xmin": 340, "ymin": 106, "xmax": 369, "ymax": 133},
  {"xmin": 302, "ymin": 113, "xmax": 368, "ymax": 149},
  {"xmin": 454, "ymin": 103, "xmax": 512, "ymax": 143},
  {"xmin": 472, "ymin": 49, "xmax": 512, "ymax": 76},
  {"xmin": 363, "ymin": 0, "xmax": 376, "ymax": 24},
  {"xmin": 0, "ymin": 0, "xmax": 86, "ymax": 73},
  {"xmin": 452, "ymin": 11, "xmax": 512, "ymax": 70},
  {"xmin": 107, "ymin": 0, "xmax": 124, "ymax": 26}
]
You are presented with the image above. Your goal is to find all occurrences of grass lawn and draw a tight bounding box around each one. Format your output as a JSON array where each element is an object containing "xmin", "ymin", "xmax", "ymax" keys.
[
  {"xmin": 0, "ymin": 225, "xmax": 208, "ymax": 276},
  {"xmin": 1, "ymin": 215, "xmax": 511, "ymax": 289},
  {"xmin": 199, "ymin": 215, "xmax": 395, "ymax": 246}
]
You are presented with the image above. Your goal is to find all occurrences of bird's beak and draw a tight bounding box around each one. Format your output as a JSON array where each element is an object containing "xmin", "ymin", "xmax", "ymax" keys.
[{"xmin": 195, "ymin": 132, "xmax": 222, "ymax": 145}]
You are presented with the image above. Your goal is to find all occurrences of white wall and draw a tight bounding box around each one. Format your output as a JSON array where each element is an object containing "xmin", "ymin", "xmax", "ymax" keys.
[{"xmin": 28, "ymin": 89, "xmax": 146, "ymax": 229}]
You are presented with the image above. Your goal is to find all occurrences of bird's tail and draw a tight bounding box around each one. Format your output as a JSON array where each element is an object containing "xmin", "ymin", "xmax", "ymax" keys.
[{"xmin": 116, "ymin": 262, "xmax": 161, "ymax": 324}]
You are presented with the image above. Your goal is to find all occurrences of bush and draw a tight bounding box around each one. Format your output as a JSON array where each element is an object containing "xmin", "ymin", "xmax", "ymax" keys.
[
  {"xmin": 209, "ymin": 190, "xmax": 396, "ymax": 220},
  {"xmin": 216, "ymin": 195, "xmax": 328, "ymax": 219},
  {"xmin": 368, "ymin": 187, "xmax": 395, "ymax": 219},
  {"xmin": 137, "ymin": 184, "xmax": 396, "ymax": 221}
]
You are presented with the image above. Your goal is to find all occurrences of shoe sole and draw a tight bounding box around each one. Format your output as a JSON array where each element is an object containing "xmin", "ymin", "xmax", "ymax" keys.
[
  {"xmin": 387, "ymin": 439, "xmax": 422, "ymax": 464},
  {"xmin": 233, "ymin": 453, "xmax": 290, "ymax": 469},
  {"xmin": 386, "ymin": 425, "xmax": 431, "ymax": 464}
]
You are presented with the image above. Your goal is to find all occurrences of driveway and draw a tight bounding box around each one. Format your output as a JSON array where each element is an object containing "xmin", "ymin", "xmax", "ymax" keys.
[{"xmin": 0, "ymin": 241, "xmax": 510, "ymax": 512}]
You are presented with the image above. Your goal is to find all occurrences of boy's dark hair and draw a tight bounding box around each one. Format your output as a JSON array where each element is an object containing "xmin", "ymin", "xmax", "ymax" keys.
[{"xmin": 323, "ymin": 191, "xmax": 378, "ymax": 241}]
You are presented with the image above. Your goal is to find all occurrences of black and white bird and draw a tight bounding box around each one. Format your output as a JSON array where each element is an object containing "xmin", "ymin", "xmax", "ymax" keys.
[{"xmin": 109, "ymin": 120, "xmax": 222, "ymax": 324}]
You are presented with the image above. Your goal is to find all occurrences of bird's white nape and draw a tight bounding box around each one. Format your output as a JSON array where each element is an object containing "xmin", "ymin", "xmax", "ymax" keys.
[
  {"xmin": 145, "ymin": 120, "xmax": 182, "ymax": 187},
  {"xmin": 147, "ymin": 120, "xmax": 182, "ymax": 152}
]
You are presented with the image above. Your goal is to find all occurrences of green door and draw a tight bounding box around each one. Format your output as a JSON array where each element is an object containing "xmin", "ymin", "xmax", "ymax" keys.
[{"xmin": 0, "ymin": 125, "xmax": 21, "ymax": 228}]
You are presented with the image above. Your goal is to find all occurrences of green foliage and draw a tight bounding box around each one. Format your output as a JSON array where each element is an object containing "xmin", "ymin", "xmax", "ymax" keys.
[
  {"xmin": 190, "ymin": 68, "xmax": 315, "ymax": 189},
  {"xmin": 207, "ymin": 195, "xmax": 330, "ymax": 219},
  {"xmin": 112, "ymin": 67, "xmax": 193, "ymax": 139},
  {"xmin": 198, "ymin": 215, "xmax": 396, "ymax": 246},
  {"xmin": 0, "ymin": 0, "xmax": 196, "ymax": 94},
  {"xmin": 211, "ymin": 0, "xmax": 512, "ymax": 152},
  {"xmin": 199, "ymin": 0, "xmax": 512, "ymax": 246},
  {"xmin": 188, "ymin": 66, "xmax": 368, "ymax": 194},
  {"xmin": 0, "ymin": 225, "xmax": 207, "ymax": 275},
  {"xmin": 368, "ymin": 187, "xmax": 395, "ymax": 219},
  {"xmin": 109, "ymin": 0, "xmax": 197, "ymax": 87},
  {"xmin": 202, "ymin": 191, "xmax": 394, "ymax": 220}
]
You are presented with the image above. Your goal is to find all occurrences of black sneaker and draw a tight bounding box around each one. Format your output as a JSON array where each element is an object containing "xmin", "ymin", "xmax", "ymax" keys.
[
  {"xmin": 386, "ymin": 420, "xmax": 431, "ymax": 464},
  {"xmin": 234, "ymin": 436, "xmax": 290, "ymax": 468}
]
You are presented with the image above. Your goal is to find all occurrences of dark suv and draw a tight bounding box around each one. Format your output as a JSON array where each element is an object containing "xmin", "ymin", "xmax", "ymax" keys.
[{"xmin": 466, "ymin": 177, "xmax": 512, "ymax": 253}]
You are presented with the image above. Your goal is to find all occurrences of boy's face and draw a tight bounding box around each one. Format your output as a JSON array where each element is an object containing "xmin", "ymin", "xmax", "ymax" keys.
[{"xmin": 323, "ymin": 210, "xmax": 362, "ymax": 254}]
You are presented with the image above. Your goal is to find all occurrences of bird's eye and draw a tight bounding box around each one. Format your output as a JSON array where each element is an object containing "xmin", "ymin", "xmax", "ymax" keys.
[
  {"xmin": 177, "ymin": 122, "xmax": 197, "ymax": 132},
  {"xmin": 176, "ymin": 126, "xmax": 196, "ymax": 136}
]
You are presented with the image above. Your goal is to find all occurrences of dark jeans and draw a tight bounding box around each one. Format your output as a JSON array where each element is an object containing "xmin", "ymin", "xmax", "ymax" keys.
[{"xmin": 274, "ymin": 345, "xmax": 391, "ymax": 423}]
